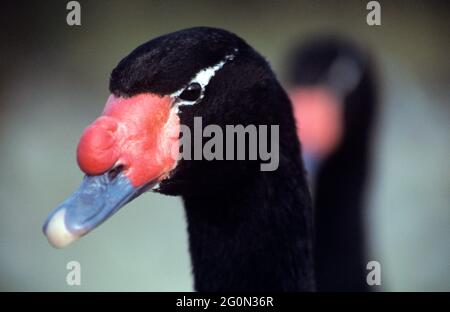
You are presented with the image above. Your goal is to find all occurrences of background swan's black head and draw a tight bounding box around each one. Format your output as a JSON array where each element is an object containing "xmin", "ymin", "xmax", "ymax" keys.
[
  {"xmin": 286, "ymin": 36, "xmax": 378, "ymax": 171},
  {"xmin": 287, "ymin": 36, "xmax": 377, "ymax": 141}
]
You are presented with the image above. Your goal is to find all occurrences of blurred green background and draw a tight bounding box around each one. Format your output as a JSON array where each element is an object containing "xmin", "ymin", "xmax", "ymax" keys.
[{"xmin": 0, "ymin": 0, "xmax": 448, "ymax": 291}]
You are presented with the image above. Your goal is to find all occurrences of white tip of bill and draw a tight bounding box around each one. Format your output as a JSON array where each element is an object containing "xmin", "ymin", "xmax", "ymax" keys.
[{"xmin": 44, "ymin": 209, "xmax": 79, "ymax": 248}]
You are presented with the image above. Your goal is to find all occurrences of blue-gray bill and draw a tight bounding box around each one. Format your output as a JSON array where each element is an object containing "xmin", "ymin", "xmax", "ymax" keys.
[{"xmin": 42, "ymin": 171, "xmax": 149, "ymax": 248}]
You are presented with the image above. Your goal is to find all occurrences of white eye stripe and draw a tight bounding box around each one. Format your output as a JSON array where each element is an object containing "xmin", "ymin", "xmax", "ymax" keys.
[{"xmin": 171, "ymin": 51, "xmax": 237, "ymax": 104}]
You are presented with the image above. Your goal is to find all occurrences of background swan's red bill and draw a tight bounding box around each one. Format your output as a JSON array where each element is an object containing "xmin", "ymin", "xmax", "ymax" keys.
[
  {"xmin": 290, "ymin": 87, "xmax": 343, "ymax": 159},
  {"xmin": 43, "ymin": 93, "xmax": 180, "ymax": 248}
]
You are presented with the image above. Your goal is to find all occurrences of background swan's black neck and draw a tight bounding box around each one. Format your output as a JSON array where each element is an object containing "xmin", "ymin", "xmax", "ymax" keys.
[
  {"xmin": 182, "ymin": 162, "xmax": 315, "ymax": 291},
  {"xmin": 314, "ymin": 55, "xmax": 378, "ymax": 292}
]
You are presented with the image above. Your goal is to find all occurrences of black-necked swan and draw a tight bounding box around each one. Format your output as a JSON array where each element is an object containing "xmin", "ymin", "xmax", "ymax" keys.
[
  {"xmin": 43, "ymin": 27, "xmax": 315, "ymax": 291},
  {"xmin": 286, "ymin": 37, "xmax": 378, "ymax": 291}
]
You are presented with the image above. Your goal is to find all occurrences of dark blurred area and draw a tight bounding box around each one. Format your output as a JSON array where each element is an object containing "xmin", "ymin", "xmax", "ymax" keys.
[
  {"xmin": 0, "ymin": 0, "xmax": 448, "ymax": 291},
  {"xmin": 286, "ymin": 37, "xmax": 379, "ymax": 291}
]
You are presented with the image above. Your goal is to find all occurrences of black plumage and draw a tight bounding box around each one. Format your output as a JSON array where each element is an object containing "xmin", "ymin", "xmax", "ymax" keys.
[{"xmin": 110, "ymin": 27, "xmax": 315, "ymax": 291}]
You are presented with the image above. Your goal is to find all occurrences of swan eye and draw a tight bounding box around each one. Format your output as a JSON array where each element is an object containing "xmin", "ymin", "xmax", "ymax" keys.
[{"xmin": 178, "ymin": 82, "xmax": 203, "ymax": 102}]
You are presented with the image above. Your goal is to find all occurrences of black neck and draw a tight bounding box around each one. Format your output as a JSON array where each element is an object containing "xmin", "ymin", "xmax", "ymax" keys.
[
  {"xmin": 314, "ymin": 76, "xmax": 377, "ymax": 292},
  {"xmin": 182, "ymin": 162, "xmax": 315, "ymax": 291}
]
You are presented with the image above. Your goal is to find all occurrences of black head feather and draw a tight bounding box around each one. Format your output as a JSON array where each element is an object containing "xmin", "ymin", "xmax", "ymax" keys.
[{"xmin": 110, "ymin": 27, "xmax": 243, "ymax": 97}]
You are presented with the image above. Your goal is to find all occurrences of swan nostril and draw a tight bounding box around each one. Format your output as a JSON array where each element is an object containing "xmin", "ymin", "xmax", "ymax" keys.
[{"xmin": 107, "ymin": 164, "xmax": 124, "ymax": 181}]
